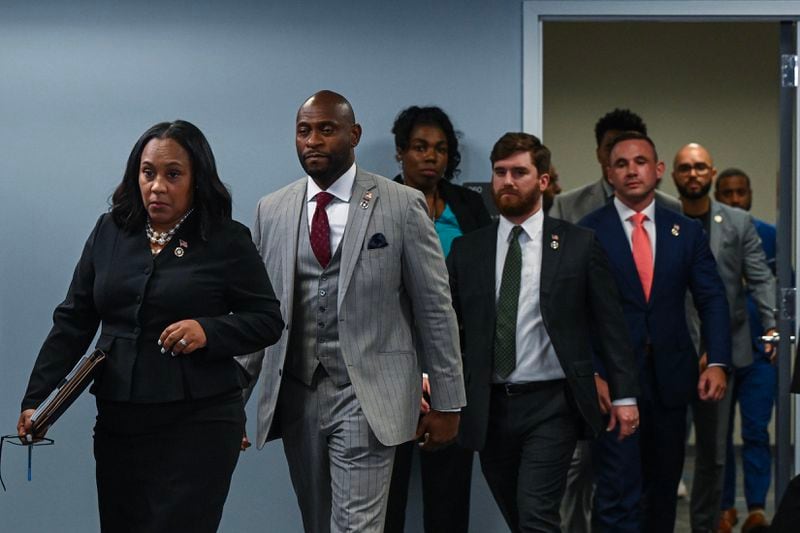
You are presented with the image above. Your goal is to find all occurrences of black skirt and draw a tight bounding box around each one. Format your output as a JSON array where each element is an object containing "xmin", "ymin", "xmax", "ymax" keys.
[{"xmin": 93, "ymin": 389, "xmax": 244, "ymax": 533}]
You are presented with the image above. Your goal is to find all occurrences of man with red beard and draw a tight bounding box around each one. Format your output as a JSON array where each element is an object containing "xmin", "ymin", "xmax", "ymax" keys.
[{"xmin": 446, "ymin": 132, "xmax": 640, "ymax": 532}]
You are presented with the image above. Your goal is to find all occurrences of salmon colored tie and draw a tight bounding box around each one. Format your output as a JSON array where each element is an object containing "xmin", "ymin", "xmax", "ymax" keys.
[
  {"xmin": 310, "ymin": 192, "xmax": 334, "ymax": 268},
  {"xmin": 630, "ymin": 212, "xmax": 653, "ymax": 301}
]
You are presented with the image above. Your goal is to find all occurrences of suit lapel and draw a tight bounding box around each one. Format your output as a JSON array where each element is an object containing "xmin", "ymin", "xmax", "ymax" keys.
[
  {"xmin": 338, "ymin": 168, "xmax": 378, "ymax": 309},
  {"xmin": 597, "ymin": 204, "xmax": 647, "ymax": 307},
  {"xmin": 650, "ymin": 205, "xmax": 679, "ymax": 306},
  {"xmin": 540, "ymin": 216, "xmax": 564, "ymax": 299},
  {"xmin": 283, "ymin": 181, "xmax": 306, "ymax": 315},
  {"xmin": 708, "ymin": 200, "xmax": 722, "ymax": 257}
]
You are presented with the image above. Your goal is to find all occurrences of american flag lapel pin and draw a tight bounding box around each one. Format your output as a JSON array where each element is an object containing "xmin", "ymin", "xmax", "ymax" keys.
[
  {"xmin": 550, "ymin": 234, "xmax": 559, "ymax": 250},
  {"xmin": 174, "ymin": 239, "xmax": 188, "ymax": 257},
  {"xmin": 671, "ymin": 224, "xmax": 680, "ymax": 236}
]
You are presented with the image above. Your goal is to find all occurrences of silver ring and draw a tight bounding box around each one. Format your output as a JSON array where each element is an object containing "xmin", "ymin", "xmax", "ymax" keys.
[
  {"xmin": 178, "ymin": 338, "xmax": 188, "ymax": 347},
  {"xmin": 631, "ymin": 425, "xmax": 638, "ymax": 430}
]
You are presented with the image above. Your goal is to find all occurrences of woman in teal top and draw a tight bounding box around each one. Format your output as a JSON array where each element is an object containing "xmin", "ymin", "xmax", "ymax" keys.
[
  {"xmin": 391, "ymin": 106, "xmax": 491, "ymax": 257},
  {"xmin": 387, "ymin": 106, "xmax": 491, "ymax": 533}
]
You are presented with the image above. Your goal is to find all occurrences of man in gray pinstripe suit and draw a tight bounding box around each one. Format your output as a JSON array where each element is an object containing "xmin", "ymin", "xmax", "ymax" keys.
[{"xmin": 238, "ymin": 90, "xmax": 466, "ymax": 533}]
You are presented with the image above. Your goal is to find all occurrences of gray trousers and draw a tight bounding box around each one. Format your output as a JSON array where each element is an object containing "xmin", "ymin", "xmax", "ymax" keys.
[
  {"xmin": 690, "ymin": 373, "xmax": 735, "ymax": 532},
  {"xmin": 279, "ymin": 371, "xmax": 395, "ymax": 533}
]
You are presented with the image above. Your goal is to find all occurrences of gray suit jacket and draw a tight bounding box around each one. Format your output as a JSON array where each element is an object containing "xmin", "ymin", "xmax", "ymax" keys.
[
  {"xmin": 238, "ymin": 167, "xmax": 466, "ymax": 448},
  {"xmin": 551, "ymin": 178, "xmax": 682, "ymax": 223},
  {"xmin": 687, "ymin": 200, "xmax": 776, "ymax": 368}
]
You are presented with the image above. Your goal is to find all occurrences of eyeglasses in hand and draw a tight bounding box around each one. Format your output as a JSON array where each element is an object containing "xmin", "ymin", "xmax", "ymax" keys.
[{"xmin": 0, "ymin": 434, "xmax": 54, "ymax": 491}]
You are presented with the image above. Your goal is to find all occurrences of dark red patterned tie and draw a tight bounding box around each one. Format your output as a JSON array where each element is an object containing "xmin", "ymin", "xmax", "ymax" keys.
[{"xmin": 310, "ymin": 192, "xmax": 334, "ymax": 268}]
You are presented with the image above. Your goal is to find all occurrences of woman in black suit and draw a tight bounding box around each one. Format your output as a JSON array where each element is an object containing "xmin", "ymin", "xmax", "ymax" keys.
[
  {"xmin": 17, "ymin": 120, "xmax": 283, "ymax": 533},
  {"xmin": 386, "ymin": 106, "xmax": 491, "ymax": 533}
]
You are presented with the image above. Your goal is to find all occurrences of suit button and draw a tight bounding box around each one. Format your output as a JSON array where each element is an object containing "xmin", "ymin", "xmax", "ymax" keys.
[
  {"xmin": 319, "ymin": 289, "xmax": 326, "ymax": 296},
  {"xmin": 136, "ymin": 295, "xmax": 141, "ymax": 303},
  {"xmin": 321, "ymin": 275, "xmax": 328, "ymax": 281},
  {"xmin": 144, "ymin": 266, "xmax": 151, "ymax": 274},
  {"xmin": 319, "ymin": 306, "xmax": 326, "ymax": 312},
  {"xmin": 133, "ymin": 327, "xmax": 141, "ymax": 335},
  {"xmin": 318, "ymin": 322, "xmax": 324, "ymax": 328}
]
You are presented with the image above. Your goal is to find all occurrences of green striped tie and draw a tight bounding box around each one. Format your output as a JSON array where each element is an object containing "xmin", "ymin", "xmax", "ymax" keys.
[{"xmin": 494, "ymin": 225, "xmax": 523, "ymax": 379}]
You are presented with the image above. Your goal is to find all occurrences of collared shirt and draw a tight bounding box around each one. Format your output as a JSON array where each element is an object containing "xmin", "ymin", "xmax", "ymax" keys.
[
  {"xmin": 305, "ymin": 163, "xmax": 357, "ymax": 252},
  {"xmin": 613, "ymin": 196, "xmax": 657, "ymax": 260},
  {"xmin": 494, "ymin": 209, "xmax": 565, "ymax": 383}
]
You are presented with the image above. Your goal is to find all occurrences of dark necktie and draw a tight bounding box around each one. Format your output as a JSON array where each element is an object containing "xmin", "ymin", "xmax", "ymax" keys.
[
  {"xmin": 310, "ymin": 192, "xmax": 334, "ymax": 268},
  {"xmin": 494, "ymin": 225, "xmax": 523, "ymax": 379}
]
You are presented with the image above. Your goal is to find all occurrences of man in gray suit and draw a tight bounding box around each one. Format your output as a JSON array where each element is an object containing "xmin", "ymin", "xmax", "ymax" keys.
[
  {"xmin": 551, "ymin": 108, "xmax": 681, "ymax": 533},
  {"xmin": 671, "ymin": 143, "xmax": 776, "ymax": 533},
  {"xmin": 238, "ymin": 90, "xmax": 466, "ymax": 533}
]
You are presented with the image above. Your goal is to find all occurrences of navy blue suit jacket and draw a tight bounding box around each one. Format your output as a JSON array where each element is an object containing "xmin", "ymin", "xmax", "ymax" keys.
[{"xmin": 580, "ymin": 202, "xmax": 731, "ymax": 407}]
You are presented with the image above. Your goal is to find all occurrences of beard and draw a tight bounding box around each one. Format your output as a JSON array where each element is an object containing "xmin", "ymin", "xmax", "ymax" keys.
[
  {"xmin": 493, "ymin": 186, "xmax": 542, "ymax": 217},
  {"xmin": 676, "ymin": 178, "xmax": 712, "ymax": 200}
]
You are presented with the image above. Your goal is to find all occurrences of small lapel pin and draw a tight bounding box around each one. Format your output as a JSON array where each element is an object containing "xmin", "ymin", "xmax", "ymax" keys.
[
  {"xmin": 179, "ymin": 239, "xmax": 188, "ymax": 248},
  {"xmin": 671, "ymin": 224, "xmax": 680, "ymax": 236},
  {"xmin": 714, "ymin": 214, "xmax": 723, "ymax": 223},
  {"xmin": 550, "ymin": 234, "xmax": 560, "ymax": 250},
  {"xmin": 360, "ymin": 191, "xmax": 373, "ymax": 209},
  {"xmin": 174, "ymin": 247, "xmax": 185, "ymax": 257}
]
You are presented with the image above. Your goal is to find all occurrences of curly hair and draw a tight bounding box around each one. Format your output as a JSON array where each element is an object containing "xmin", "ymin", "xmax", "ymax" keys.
[
  {"xmin": 392, "ymin": 106, "xmax": 461, "ymax": 179},
  {"xmin": 110, "ymin": 120, "xmax": 232, "ymax": 239},
  {"xmin": 594, "ymin": 108, "xmax": 647, "ymax": 147}
]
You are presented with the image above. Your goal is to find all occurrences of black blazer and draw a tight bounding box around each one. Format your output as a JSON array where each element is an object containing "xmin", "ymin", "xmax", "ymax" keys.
[
  {"xmin": 22, "ymin": 212, "xmax": 283, "ymax": 409},
  {"xmin": 446, "ymin": 216, "xmax": 640, "ymax": 450},
  {"xmin": 393, "ymin": 175, "xmax": 492, "ymax": 234}
]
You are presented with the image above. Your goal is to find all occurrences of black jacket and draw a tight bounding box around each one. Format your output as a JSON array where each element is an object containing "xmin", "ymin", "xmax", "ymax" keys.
[
  {"xmin": 393, "ymin": 175, "xmax": 491, "ymax": 234},
  {"xmin": 22, "ymin": 212, "xmax": 283, "ymax": 408}
]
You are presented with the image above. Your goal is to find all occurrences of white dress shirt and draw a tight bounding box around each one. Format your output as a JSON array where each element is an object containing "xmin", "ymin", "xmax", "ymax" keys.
[
  {"xmin": 494, "ymin": 210, "xmax": 565, "ymax": 383},
  {"xmin": 306, "ymin": 163, "xmax": 357, "ymax": 252},
  {"xmin": 612, "ymin": 196, "xmax": 657, "ymax": 260}
]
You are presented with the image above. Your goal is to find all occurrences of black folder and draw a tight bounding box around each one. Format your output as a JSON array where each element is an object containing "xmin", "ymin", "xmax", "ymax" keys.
[{"xmin": 30, "ymin": 349, "xmax": 106, "ymax": 435}]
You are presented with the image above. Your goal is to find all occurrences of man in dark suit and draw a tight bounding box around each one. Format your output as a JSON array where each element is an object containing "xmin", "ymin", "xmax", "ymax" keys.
[
  {"xmin": 580, "ymin": 132, "xmax": 732, "ymax": 533},
  {"xmin": 447, "ymin": 132, "xmax": 640, "ymax": 532}
]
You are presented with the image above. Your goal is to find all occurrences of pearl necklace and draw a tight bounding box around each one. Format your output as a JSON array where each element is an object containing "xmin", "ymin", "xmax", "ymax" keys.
[{"xmin": 146, "ymin": 209, "xmax": 193, "ymax": 247}]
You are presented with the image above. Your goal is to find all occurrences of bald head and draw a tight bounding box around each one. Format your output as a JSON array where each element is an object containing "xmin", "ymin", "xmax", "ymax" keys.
[
  {"xmin": 295, "ymin": 90, "xmax": 362, "ymax": 187},
  {"xmin": 672, "ymin": 142, "xmax": 716, "ymax": 201},
  {"xmin": 298, "ymin": 90, "xmax": 356, "ymax": 125}
]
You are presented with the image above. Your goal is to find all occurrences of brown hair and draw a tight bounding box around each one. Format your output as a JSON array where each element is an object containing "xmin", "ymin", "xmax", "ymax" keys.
[{"xmin": 490, "ymin": 132, "xmax": 551, "ymax": 174}]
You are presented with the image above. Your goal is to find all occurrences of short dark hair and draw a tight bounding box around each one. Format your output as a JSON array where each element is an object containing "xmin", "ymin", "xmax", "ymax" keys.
[
  {"xmin": 716, "ymin": 168, "xmax": 751, "ymax": 191},
  {"xmin": 111, "ymin": 120, "xmax": 232, "ymax": 239},
  {"xmin": 392, "ymin": 106, "xmax": 461, "ymax": 179},
  {"xmin": 594, "ymin": 108, "xmax": 647, "ymax": 147},
  {"xmin": 607, "ymin": 131, "xmax": 659, "ymax": 162},
  {"xmin": 490, "ymin": 132, "xmax": 551, "ymax": 175}
]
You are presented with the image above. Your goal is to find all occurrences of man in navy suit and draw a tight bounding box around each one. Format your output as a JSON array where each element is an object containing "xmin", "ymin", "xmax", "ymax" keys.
[{"xmin": 580, "ymin": 132, "xmax": 732, "ymax": 533}]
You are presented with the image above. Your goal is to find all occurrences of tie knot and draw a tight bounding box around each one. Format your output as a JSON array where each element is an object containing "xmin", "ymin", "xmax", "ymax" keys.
[
  {"xmin": 315, "ymin": 191, "xmax": 334, "ymax": 209},
  {"xmin": 630, "ymin": 212, "xmax": 647, "ymax": 227},
  {"xmin": 510, "ymin": 225, "xmax": 523, "ymax": 241}
]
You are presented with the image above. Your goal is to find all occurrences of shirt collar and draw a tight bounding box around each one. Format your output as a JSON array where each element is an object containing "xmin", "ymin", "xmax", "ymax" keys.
[
  {"xmin": 498, "ymin": 208, "xmax": 544, "ymax": 242},
  {"xmin": 613, "ymin": 195, "xmax": 656, "ymax": 222},
  {"xmin": 306, "ymin": 162, "xmax": 357, "ymax": 203}
]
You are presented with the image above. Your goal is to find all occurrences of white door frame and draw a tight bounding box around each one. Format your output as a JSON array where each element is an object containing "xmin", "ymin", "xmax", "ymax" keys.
[{"xmin": 522, "ymin": 0, "xmax": 800, "ymax": 489}]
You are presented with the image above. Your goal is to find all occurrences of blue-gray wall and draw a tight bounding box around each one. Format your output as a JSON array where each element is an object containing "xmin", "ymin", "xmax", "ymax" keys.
[{"xmin": 0, "ymin": 1, "xmax": 519, "ymax": 530}]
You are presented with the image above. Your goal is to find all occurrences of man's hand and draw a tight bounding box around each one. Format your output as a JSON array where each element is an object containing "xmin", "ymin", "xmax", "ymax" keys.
[
  {"xmin": 698, "ymin": 366, "xmax": 727, "ymax": 402},
  {"xmin": 419, "ymin": 375, "xmax": 431, "ymax": 414},
  {"xmin": 698, "ymin": 353, "xmax": 708, "ymax": 373},
  {"xmin": 415, "ymin": 410, "xmax": 459, "ymax": 452},
  {"xmin": 608, "ymin": 405, "xmax": 639, "ymax": 441},
  {"xmin": 763, "ymin": 328, "xmax": 778, "ymax": 362},
  {"xmin": 594, "ymin": 375, "xmax": 612, "ymax": 415},
  {"xmin": 240, "ymin": 431, "xmax": 252, "ymax": 452}
]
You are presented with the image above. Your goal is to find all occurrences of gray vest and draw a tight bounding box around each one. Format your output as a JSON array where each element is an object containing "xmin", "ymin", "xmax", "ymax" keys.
[{"xmin": 285, "ymin": 203, "xmax": 350, "ymax": 387}]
